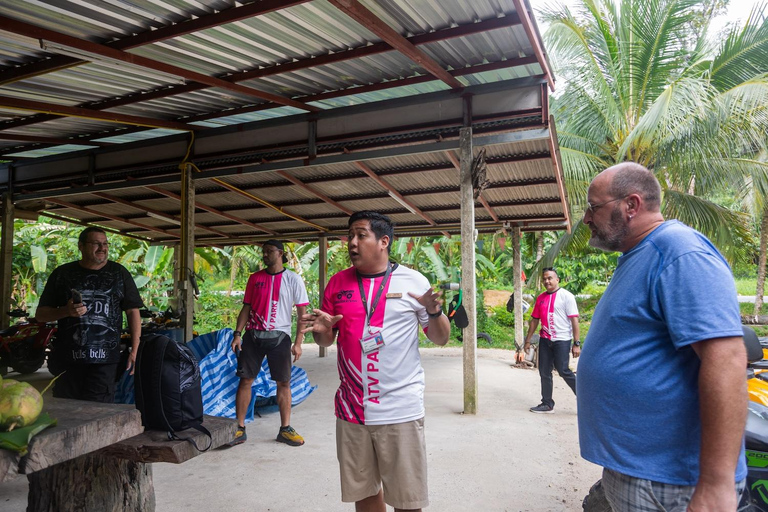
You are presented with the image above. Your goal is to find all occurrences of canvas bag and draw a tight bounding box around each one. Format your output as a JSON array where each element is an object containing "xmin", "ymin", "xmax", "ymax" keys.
[{"xmin": 134, "ymin": 333, "xmax": 212, "ymax": 451}]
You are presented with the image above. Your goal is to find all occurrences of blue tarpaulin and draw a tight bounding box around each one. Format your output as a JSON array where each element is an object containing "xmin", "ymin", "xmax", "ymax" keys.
[{"xmin": 115, "ymin": 328, "xmax": 316, "ymax": 424}]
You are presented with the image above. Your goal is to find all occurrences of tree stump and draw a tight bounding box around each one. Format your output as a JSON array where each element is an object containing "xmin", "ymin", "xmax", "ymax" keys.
[{"xmin": 27, "ymin": 452, "xmax": 155, "ymax": 512}]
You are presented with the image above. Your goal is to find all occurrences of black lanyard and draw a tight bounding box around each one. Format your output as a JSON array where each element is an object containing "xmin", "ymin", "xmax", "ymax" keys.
[{"xmin": 357, "ymin": 263, "xmax": 393, "ymax": 331}]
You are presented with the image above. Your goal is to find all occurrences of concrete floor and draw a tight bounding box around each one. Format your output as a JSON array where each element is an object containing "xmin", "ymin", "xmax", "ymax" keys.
[{"xmin": 1, "ymin": 344, "xmax": 602, "ymax": 512}]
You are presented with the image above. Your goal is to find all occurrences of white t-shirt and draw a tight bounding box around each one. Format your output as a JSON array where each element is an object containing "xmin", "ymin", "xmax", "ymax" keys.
[
  {"xmin": 531, "ymin": 288, "xmax": 578, "ymax": 341},
  {"xmin": 243, "ymin": 269, "xmax": 309, "ymax": 336},
  {"xmin": 322, "ymin": 264, "xmax": 431, "ymax": 425}
]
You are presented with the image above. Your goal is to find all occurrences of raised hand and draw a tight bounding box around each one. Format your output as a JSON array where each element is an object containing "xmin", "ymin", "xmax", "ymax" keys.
[
  {"xmin": 300, "ymin": 309, "xmax": 343, "ymax": 335},
  {"xmin": 408, "ymin": 287, "xmax": 444, "ymax": 316}
]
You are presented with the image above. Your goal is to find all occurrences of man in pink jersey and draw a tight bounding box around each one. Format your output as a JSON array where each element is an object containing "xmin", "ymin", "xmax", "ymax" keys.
[
  {"xmin": 229, "ymin": 240, "xmax": 309, "ymax": 447},
  {"xmin": 301, "ymin": 211, "xmax": 450, "ymax": 512},
  {"xmin": 523, "ymin": 267, "xmax": 580, "ymax": 414}
]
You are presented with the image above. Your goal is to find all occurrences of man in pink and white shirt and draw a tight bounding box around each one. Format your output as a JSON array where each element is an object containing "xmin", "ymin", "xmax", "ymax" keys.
[
  {"xmin": 302, "ymin": 211, "xmax": 449, "ymax": 512},
  {"xmin": 230, "ymin": 240, "xmax": 309, "ymax": 447},
  {"xmin": 523, "ymin": 267, "xmax": 580, "ymax": 414}
]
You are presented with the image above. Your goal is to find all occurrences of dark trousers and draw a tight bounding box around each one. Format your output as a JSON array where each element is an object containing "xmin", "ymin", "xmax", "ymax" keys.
[{"xmin": 538, "ymin": 337, "xmax": 576, "ymax": 408}]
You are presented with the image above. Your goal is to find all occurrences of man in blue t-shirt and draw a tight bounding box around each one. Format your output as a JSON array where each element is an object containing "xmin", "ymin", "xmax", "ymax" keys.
[{"xmin": 578, "ymin": 162, "xmax": 747, "ymax": 511}]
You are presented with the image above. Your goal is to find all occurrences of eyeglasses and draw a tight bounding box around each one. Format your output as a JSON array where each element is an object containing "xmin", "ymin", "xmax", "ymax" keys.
[
  {"xmin": 585, "ymin": 195, "xmax": 628, "ymax": 214},
  {"xmin": 85, "ymin": 242, "xmax": 109, "ymax": 248}
]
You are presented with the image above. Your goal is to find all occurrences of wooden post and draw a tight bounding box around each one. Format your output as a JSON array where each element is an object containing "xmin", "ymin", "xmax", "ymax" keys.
[
  {"xmin": 459, "ymin": 126, "xmax": 478, "ymax": 415},
  {"xmin": 179, "ymin": 164, "xmax": 195, "ymax": 341},
  {"xmin": 513, "ymin": 226, "xmax": 523, "ymax": 351},
  {"xmin": 0, "ymin": 192, "xmax": 14, "ymax": 329},
  {"xmin": 318, "ymin": 235, "xmax": 328, "ymax": 357}
]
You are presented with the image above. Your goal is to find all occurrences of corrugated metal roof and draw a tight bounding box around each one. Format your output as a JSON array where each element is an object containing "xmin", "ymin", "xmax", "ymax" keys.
[{"xmin": 0, "ymin": 0, "xmax": 568, "ymax": 241}]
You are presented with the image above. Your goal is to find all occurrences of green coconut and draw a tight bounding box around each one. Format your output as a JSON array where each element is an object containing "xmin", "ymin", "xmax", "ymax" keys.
[
  {"xmin": 0, "ymin": 381, "xmax": 43, "ymax": 431},
  {"xmin": 1, "ymin": 378, "xmax": 18, "ymax": 390}
]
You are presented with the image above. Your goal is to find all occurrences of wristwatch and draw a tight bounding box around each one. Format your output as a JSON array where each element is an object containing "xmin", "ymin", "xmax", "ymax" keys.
[
  {"xmin": 233, "ymin": 330, "xmax": 242, "ymax": 338},
  {"xmin": 427, "ymin": 309, "xmax": 443, "ymax": 319},
  {"xmin": 572, "ymin": 339, "xmax": 581, "ymax": 347}
]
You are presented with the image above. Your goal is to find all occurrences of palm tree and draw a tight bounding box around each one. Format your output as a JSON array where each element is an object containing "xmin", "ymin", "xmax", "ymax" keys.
[{"xmin": 540, "ymin": 0, "xmax": 768, "ymax": 262}]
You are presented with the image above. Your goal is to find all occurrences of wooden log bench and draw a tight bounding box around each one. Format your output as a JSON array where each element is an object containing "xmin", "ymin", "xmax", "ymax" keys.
[{"xmin": 0, "ymin": 397, "xmax": 236, "ymax": 512}]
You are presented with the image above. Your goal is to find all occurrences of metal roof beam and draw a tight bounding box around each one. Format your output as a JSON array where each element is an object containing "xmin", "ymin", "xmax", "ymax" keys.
[
  {"xmin": 209, "ymin": 177, "xmax": 328, "ymax": 232},
  {"xmin": 353, "ymin": 161, "xmax": 442, "ymax": 231},
  {"xmin": 144, "ymin": 185, "xmax": 280, "ymax": 236},
  {"xmin": 0, "ymin": 133, "xmax": 112, "ymax": 147},
  {"xmin": 186, "ymin": 57, "xmax": 539, "ymax": 124},
  {"xmin": 90, "ymin": 192, "xmax": 229, "ymax": 239},
  {"xmin": 10, "ymin": 127, "xmax": 552, "ymax": 201},
  {"xmin": 0, "ymin": 15, "xmax": 317, "ymax": 112},
  {"xmin": 275, "ymin": 170, "xmax": 354, "ymax": 215},
  {"xmin": 0, "ymin": 95, "xmax": 195, "ymax": 132},
  {"xmin": 0, "ymin": 1, "xmax": 311, "ymax": 87},
  {"xmin": 511, "ymin": 0, "xmax": 555, "ymax": 91},
  {"xmin": 328, "ymin": 0, "xmax": 463, "ymax": 89},
  {"xmin": 44, "ymin": 197, "xmax": 178, "ymax": 238},
  {"xmin": 0, "ymin": 15, "xmax": 524, "ymax": 137}
]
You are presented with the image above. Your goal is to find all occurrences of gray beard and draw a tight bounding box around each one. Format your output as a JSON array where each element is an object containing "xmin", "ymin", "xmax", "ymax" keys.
[{"xmin": 588, "ymin": 206, "xmax": 628, "ymax": 252}]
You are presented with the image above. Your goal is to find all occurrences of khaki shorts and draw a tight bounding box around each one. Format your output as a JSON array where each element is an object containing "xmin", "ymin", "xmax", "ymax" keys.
[{"xmin": 336, "ymin": 417, "xmax": 428, "ymax": 509}]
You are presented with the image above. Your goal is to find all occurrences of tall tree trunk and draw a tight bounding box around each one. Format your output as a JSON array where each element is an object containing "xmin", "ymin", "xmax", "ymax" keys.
[
  {"xmin": 228, "ymin": 248, "xmax": 239, "ymax": 297},
  {"xmin": 536, "ymin": 232, "xmax": 544, "ymax": 260},
  {"xmin": 756, "ymin": 205, "xmax": 768, "ymax": 315}
]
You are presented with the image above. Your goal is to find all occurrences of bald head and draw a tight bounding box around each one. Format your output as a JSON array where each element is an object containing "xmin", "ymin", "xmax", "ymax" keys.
[
  {"xmin": 599, "ymin": 162, "xmax": 662, "ymax": 212},
  {"xmin": 586, "ymin": 162, "xmax": 665, "ymax": 253}
]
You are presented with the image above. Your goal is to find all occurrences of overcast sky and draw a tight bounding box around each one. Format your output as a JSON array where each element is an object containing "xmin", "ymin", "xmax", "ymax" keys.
[{"xmin": 536, "ymin": 0, "xmax": 765, "ymax": 35}]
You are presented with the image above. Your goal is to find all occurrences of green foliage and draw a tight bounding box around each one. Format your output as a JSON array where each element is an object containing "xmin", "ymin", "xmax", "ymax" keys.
[
  {"xmin": 540, "ymin": 0, "xmax": 768, "ymax": 263},
  {"xmin": 194, "ymin": 291, "xmax": 242, "ymax": 336}
]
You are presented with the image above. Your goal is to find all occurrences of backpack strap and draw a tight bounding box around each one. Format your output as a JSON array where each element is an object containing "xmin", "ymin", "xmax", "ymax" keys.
[{"xmin": 166, "ymin": 423, "xmax": 213, "ymax": 452}]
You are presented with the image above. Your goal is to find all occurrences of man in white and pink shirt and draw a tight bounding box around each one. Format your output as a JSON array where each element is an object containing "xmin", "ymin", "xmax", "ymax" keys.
[
  {"xmin": 230, "ymin": 239, "xmax": 309, "ymax": 447},
  {"xmin": 523, "ymin": 267, "xmax": 580, "ymax": 414},
  {"xmin": 302, "ymin": 211, "xmax": 450, "ymax": 512}
]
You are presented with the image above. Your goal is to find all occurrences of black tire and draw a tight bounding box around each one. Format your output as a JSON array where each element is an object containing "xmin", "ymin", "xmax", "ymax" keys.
[
  {"xmin": 582, "ymin": 480, "xmax": 612, "ymax": 512},
  {"xmin": 477, "ymin": 332, "xmax": 492, "ymax": 345},
  {"xmin": 9, "ymin": 339, "xmax": 46, "ymax": 375},
  {"xmin": 11, "ymin": 358, "xmax": 45, "ymax": 375}
]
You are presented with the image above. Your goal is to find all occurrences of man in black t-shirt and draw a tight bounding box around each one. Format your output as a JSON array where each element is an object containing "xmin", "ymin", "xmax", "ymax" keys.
[{"xmin": 36, "ymin": 227, "xmax": 144, "ymax": 402}]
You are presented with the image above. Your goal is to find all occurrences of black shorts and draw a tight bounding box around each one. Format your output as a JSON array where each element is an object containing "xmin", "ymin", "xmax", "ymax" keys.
[
  {"xmin": 236, "ymin": 330, "xmax": 291, "ymax": 382},
  {"xmin": 52, "ymin": 363, "xmax": 119, "ymax": 403}
]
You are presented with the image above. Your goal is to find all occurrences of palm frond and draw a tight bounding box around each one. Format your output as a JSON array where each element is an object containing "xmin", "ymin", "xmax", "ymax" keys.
[
  {"xmin": 662, "ymin": 189, "xmax": 754, "ymax": 262},
  {"xmin": 710, "ymin": 3, "xmax": 768, "ymax": 92}
]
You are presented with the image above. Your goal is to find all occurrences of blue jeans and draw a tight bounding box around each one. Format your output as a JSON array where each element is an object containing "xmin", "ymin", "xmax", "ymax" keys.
[{"xmin": 538, "ymin": 337, "xmax": 576, "ymax": 408}]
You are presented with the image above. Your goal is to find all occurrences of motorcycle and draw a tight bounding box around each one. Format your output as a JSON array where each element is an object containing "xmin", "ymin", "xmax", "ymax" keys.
[
  {"xmin": 582, "ymin": 326, "xmax": 763, "ymax": 511},
  {"xmin": 0, "ymin": 309, "xmax": 57, "ymax": 376}
]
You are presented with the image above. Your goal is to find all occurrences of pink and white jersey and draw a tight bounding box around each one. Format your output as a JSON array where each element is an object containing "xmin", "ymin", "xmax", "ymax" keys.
[
  {"xmin": 322, "ymin": 264, "xmax": 432, "ymax": 425},
  {"xmin": 244, "ymin": 269, "xmax": 309, "ymax": 336},
  {"xmin": 531, "ymin": 288, "xmax": 578, "ymax": 341}
]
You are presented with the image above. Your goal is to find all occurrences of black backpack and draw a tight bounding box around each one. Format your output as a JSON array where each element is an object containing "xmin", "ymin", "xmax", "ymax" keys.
[{"xmin": 134, "ymin": 333, "xmax": 212, "ymax": 451}]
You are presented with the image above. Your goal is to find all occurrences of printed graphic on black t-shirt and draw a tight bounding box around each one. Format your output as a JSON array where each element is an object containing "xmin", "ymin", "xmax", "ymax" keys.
[{"xmin": 39, "ymin": 261, "xmax": 144, "ymax": 365}]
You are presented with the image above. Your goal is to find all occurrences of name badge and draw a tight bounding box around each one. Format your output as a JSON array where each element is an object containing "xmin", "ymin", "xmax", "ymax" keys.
[
  {"xmin": 386, "ymin": 292, "xmax": 402, "ymax": 299},
  {"xmin": 360, "ymin": 332, "xmax": 385, "ymax": 354}
]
